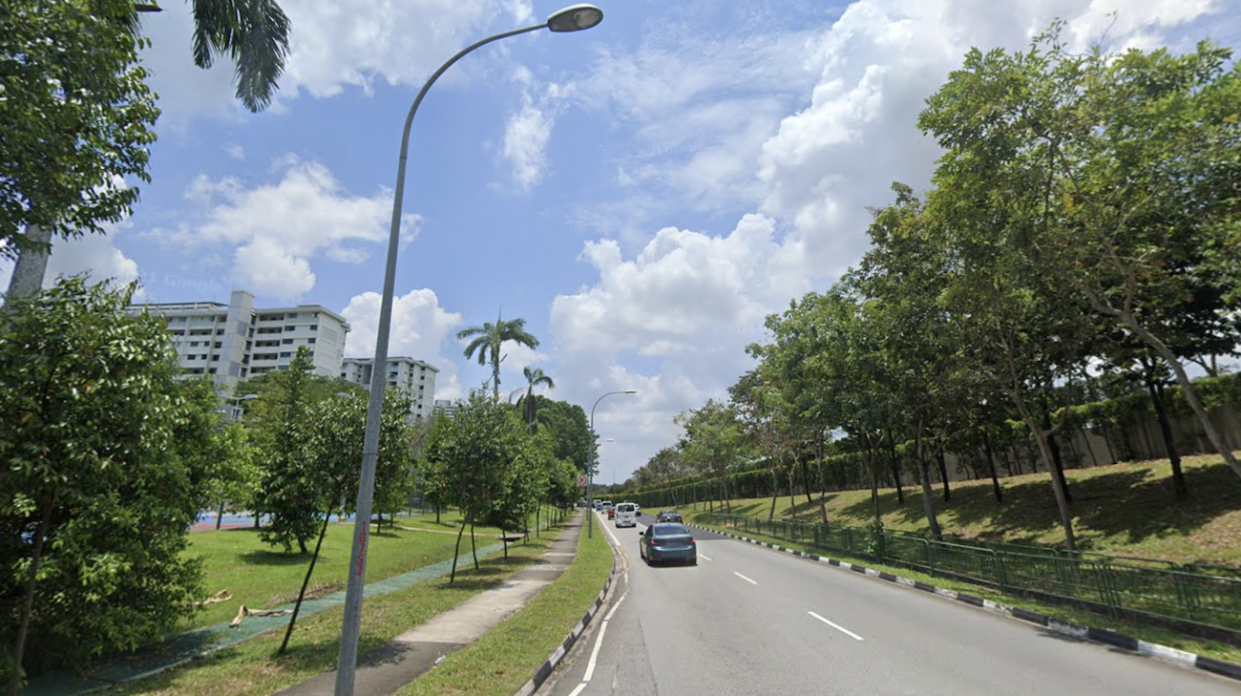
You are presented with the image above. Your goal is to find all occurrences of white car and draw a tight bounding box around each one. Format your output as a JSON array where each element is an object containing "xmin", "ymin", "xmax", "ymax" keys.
[{"xmin": 614, "ymin": 502, "xmax": 637, "ymax": 528}]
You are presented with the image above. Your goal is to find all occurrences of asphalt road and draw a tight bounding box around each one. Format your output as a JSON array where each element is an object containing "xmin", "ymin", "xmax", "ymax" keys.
[{"xmin": 545, "ymin": 511, "xmax": 1237, "ymax": 696}]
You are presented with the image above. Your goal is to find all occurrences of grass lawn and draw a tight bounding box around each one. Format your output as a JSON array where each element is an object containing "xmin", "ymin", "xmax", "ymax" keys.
[
  {"xmin": 399, "ymin": 512, "xmax": 613, "ymax": 696},
  {"xmin": 684, "ymin": 453, "xmax": 1241, "ymax": 566},
  {"xmin": 185, "ymin": 505, "xmax": 567, "ymax": 630},
  {"xmin": 684, "ymin": 513, "xmax": 1241, "ymax": 666},
  {"xmin": 111, "ymin": 515, "xmax": 574, "ymax": 696}
]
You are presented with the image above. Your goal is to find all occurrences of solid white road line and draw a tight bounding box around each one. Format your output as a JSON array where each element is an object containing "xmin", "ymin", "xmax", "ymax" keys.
[
  {"xmin": 568, "ymin": 683, "xmax": 587, "ymax": 696},
  {"xmin": 582, "ymin": 620, "xmax": 610, "ymax": 682},
  {"xmin": 699, "ymin": 553, "xmax": 712, "ymax": 561},
  {"xmin": 808, "ymin": 611, "xmax": 865, "ymax": 641},
  {"xmin": 734, "ymin": 572, "xmax": 758, "ymax": 585},
  {"xmin": 605, "ymin": 592, "xmax": 628, "ymax": 621}
]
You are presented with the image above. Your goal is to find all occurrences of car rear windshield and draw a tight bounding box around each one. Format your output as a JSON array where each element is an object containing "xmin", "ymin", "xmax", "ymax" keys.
[
  {"xmin": 617, "ymin": 504, "xmax": 634, "ymax": 512},
  {"xmin": 655, "ymin": 523, "xmax": 689, "ymax": 536}
]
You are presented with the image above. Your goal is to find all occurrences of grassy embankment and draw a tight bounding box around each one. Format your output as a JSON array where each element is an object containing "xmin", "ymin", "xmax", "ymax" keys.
[{"xmin": 685, "ymin": 454, "xmax": 1241, "ymax": 566}]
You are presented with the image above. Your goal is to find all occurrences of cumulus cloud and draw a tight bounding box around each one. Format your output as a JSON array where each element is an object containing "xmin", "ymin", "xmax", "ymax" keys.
[
  {"xmin": 500, "ymin": 66, "xmax": 574, "ymax": 191},
  {"xmin": 147, "ymin": 157, "xmax": 420, "ymax": 301},
  {"xmin": 552, "ymin": 0, "xmax": 1225, "ymax": 481},
  {"xmin": 140, "ymin": 0, "xmax": 536, "ymax": 123},
  {"xmin": 340, "ymin": 287, "xmax": 465, "ymax": 400},
  {"xmin": 0, "ymin": 227, "xmax": 142, "ymax": 298}
]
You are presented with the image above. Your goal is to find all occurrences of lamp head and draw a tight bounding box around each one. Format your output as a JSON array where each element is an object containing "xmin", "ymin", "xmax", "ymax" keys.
[
  {"xmin": 623, "ymin": 389, "xmax": 637, "ymax": 394},
  {"xmin": 547, "ymin": 4, "xmax": 604, "ymax": 32}
]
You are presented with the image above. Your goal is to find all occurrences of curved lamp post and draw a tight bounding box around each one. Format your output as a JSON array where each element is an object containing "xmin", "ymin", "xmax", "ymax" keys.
[
  {"xmin": 587, "ymin": 390, "xmax": 636, "ymax": 539},
  {"xmin": 335, "ymin": 6, "xmax": 603, "ymax": 695}
]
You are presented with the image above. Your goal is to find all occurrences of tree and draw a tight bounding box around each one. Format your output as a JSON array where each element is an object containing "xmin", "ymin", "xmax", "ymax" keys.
[
  {"xmin": 0, "ymin": 278, "xmax": 208, "ymax": 693},
  {"xmin": 919, "ymin": 24, "xmax": 1241, "ymax": 482},
  {"xmin": 516, "ymin": 366, "xmax": 555, "ymax": 432},
  {"xmin": 252, "ymin": 348, "xmax": 319, "ymax": 553},
  {"xmin": 457, "ymin": 311, "xmax": 540, "ymax": 400},
  {"xmin": 1, "ymin": 0, "xmax": 158, "ymax": 267},
  {"xmin": 276, "ymin": 388, "xmax": 411, "ymax": 652},
  {"xmin": 525, "ymin": 396, "xmax": 593, "ymax": 472},
  {"xmin": 675, "ymin": 400, "xmax": 748, "ymax": 514},
  {"xmin": 421, "ymin": 390, "xmax": 528, "ymax": 582}
]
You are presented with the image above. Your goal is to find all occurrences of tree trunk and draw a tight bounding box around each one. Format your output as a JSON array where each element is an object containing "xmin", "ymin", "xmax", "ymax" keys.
[
  {"xmin": 9, "ymin": 506, "xmax": 52, "ymax": 696},
  {"xmin": 501, "ymin": 524, "xmax": 508, "ymax": 561},
  {"xmin": 788, "ymin": 465, "xmax": 797, "ymax": 521},
  {"xmin": 470, "ymin": 520, "xmax": 478, "ymax": 570},
  {"xmin": 914, "ymin": 424, "xmax": 943, "ymax": 540},
  {"xmin": 816, "ymin": 444, "xmax": 830, "ymax": 526},
  {"xmin": 279, "ymin": 510, "xmax": 333, "ymax": 654},
  {"xmin": 1081, "ymin": 285, "xmax": 1241, "ymax": 479},
  {"xmin": 1147, "ymin": 372, "xmax": 1188, "ymax": 498},
  {"xmin": 216, "ymin": 499, "xmax": 226, "ymax": 530},
  {"xmin": 450, "ymin": 517, "xmax": 467, "ymax": 584},
  {"xmin": 1011, "ymin": 393, "xmax": 1077, "ymax": 550},
  {"xmin": 5, "ymin": 224, "xmax": 51, "ymax": 300},
  {"xmin": 768, "ymin": 464, "xmax": 780, "ymax": 522},
  {"xmin": 885, "ymin": 430, "xmax": 905, "ymax": 505},
  {"xmin": 935, "ymin": 448, "xmax": 951, "ymax": 502},
  {"xmin": 801, "ymin": 457, "xmax": 813, "ymax": 506},
  {"xmin": 981, "ymin": 426, "xmax": 1004, "ymax": 503}
]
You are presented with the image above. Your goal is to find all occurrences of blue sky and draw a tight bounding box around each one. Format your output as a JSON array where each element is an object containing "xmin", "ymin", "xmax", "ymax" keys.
[{"xmin": 3, "ymin": 0, "xmax": 1238, "ymax": 484}]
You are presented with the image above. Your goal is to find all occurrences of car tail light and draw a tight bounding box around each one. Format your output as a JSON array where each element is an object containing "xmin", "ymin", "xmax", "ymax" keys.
[
  {"xmin": 649, "ymin": 539, "xmax": 661, "ymax": 546},
  {"xmin": 688, "ymin": 538, "xmax": 696, "ymax": 545}
]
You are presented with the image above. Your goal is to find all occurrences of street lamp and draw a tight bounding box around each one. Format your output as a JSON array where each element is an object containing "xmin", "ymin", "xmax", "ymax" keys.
[
  {"xmin": 335, "ymin": 6, "xmax": 603, "ymax": 696},
  {"xmin": 587, "ymin": 390, "xmax": 636, "ymax": 539},
  {"xmin": 223, "ymin": 393, "xmax": 258, "ymax": 422}
]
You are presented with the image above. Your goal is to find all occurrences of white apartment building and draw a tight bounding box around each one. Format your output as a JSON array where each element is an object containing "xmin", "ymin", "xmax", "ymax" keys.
[
  {"xmin": 341, "ymin": 357, "xmax": 438, "ymax": 422},
  {"xmin": 129, "ymin": 290, "xmax": 350, "ymax": 390},
  {"xmin": 433, "ymin": 399, "xmax": 460, "ymax": 419}
]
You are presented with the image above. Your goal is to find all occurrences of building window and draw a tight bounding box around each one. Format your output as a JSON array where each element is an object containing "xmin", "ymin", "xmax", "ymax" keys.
[
  {"xmin": 287, "ymin": 313, "xmax": 298, "ymax": 319},
  {"xmin": 280, "ymin": 352, "xmax": 292, "ymax": 358},
  {"xmin": 214, "ymin": 342, "xmax": 222, "ymax": 348},
  {"xmin": 308, "ymin": 338, "xmax": 316, "ymax": 344},
  {"xmin": 282, "ymin": 338, "xmax": 294, "ymax": 344}
]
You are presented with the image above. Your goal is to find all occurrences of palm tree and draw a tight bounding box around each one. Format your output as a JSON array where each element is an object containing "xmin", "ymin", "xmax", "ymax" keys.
[
  {"xmin": 517, "ymin": 366, "xmax": 555, "ymax": 432},
  {"xmin": 7, "ymin": 0, "xmax": 292, "ymax": 299},
  {"xmin": 457, "ymin": 311, "xmax": 540, "ymax": 400}
]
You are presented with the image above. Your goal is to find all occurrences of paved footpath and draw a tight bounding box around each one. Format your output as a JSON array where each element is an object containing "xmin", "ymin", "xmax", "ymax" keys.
[
  {"xmin": 23, "ymin": 513, "xmax": 582, "ymax": 696},
  {"xmin": 276, "ymin": 513, "xmax": 584, "ymax": 696}
]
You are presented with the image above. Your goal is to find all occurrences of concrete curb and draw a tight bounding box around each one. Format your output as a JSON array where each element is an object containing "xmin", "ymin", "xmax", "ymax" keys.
[
  {"xmin": 511, "ymin": 516, "xmax": 620, "ymax": 696},
  {"xmin": 687, "ymin": 523, "xmax": 1241, "ymax": 684}
]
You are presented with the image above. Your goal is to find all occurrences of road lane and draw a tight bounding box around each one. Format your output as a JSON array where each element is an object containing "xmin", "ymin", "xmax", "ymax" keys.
[{"xmin": 544, "ymin": 511, "xmax": 1238, "ymax": 695}]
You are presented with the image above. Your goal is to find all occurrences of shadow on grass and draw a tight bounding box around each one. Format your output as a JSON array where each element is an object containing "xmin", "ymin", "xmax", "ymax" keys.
[
  {"xmin": 833, "ymin": 463, "xmax": 1241, "ymax": 554},
  {"xmin": 236, "ymin": 549, "xmax": 316, "ymax": 566}
]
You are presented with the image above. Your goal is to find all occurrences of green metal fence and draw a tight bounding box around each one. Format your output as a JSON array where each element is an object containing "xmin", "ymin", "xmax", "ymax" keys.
[{"xmin": 698, "ymin": 512, "xmax": 1241, "ymax": 634}]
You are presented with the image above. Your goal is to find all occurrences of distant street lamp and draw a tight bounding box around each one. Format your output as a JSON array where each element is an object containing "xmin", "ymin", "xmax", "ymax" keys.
[
  {"xmin": 587, "ymin": 391, "xmax": 636, "ymax": 539},
  {"xmin": 335, "ymin": 6, "xmax": 604, "ymax": 696},
  {"xmin": 224, "ymin": 393, "xmax": 258, "ymax": 422}
]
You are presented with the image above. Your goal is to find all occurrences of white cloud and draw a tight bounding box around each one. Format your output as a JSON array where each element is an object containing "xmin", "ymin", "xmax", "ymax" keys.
[
  {"xmin": 224, "ymin": 144, "xmax": 246, "ymax": 161},
  {"xmin": 147, "ymin": 157, "xmax": 419, "ymax": 301},
  {"xmin": 0, "ymin": 227, "xmax": 142, "ymax": 298},
  {"xmin": 500, "ymin": 67, "xmax": 573, "ymax": 191},
  {"xmin": 757, "ymin": 0, "xmax": 1226, "ymax": 279},
  {"xmin": 340, "ymin": 288, "xmax": 465, "ymax": 400},
  {"xmin": 139, "ymin": 0, "xmax": 537, "ymax": 123},
  {"xmin": 551, "ymin": 214, "xmax": 806, "ymax": 359}
]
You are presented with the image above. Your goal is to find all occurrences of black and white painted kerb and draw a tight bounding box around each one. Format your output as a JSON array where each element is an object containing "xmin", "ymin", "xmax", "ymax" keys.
[
  {"xmin": 510, "ymin": 540, "xmax": 619, "ymax": 696},
  {"xmin": 686, "ymin": 523, "xmax": 1241, "ymax": 684}
]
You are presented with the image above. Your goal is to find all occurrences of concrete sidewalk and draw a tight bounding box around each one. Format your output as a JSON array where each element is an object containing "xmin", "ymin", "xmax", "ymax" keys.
[
  {"xmin": 21, "ymin": 512, "xmax": 581, "ymax": 696},
  {"xmin": 274, "ymin": 512, "xmax": 584, "ymax": 696}
]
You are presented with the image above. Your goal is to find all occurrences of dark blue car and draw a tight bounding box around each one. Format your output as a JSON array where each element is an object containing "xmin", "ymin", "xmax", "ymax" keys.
[{"xmin": 640, "ymin": 522, "xmax": 697, "ymax": 566}]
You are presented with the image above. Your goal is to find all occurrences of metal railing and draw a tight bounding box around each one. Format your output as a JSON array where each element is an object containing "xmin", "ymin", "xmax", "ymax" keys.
[{"xmin": 697, "ymin": 513, "xmax": 1241, "ymax": 634}]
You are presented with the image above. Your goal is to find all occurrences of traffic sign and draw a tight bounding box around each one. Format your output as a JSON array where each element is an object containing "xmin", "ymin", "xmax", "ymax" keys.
[{"xmin": 577, "ymin": 474, "xmax": 588, "ymax": 487}]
